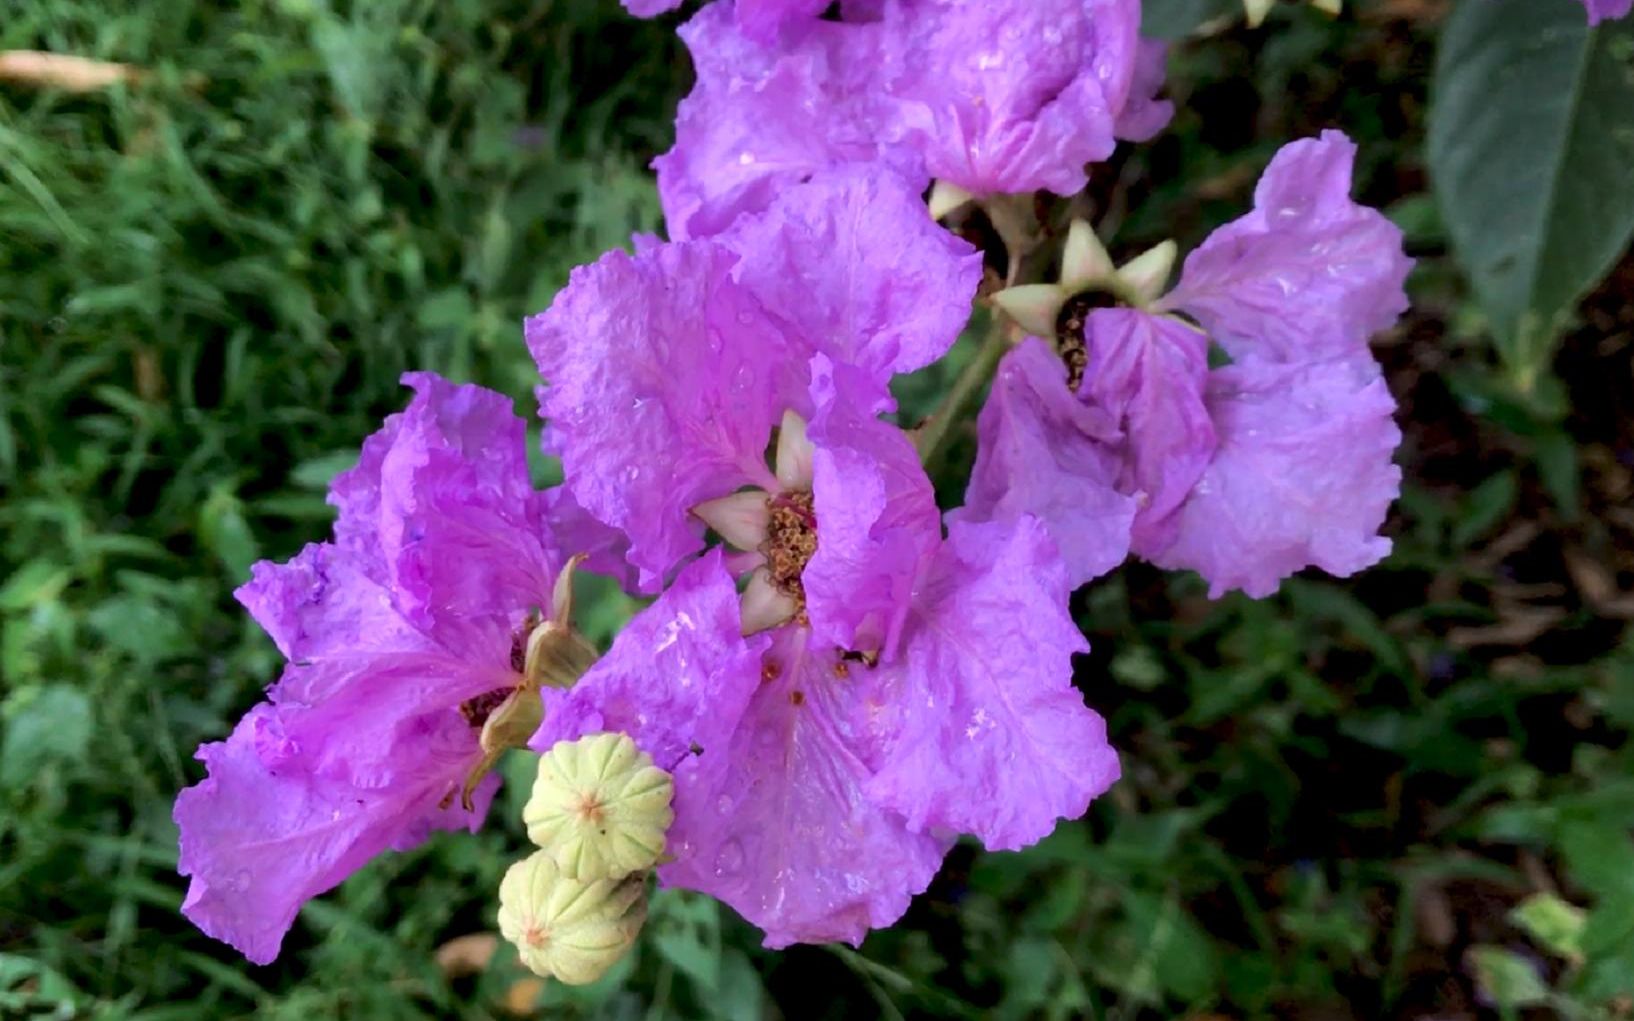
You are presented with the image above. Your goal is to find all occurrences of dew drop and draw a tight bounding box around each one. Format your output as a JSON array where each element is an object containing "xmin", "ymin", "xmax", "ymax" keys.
[{"xmin": 714, "ymin": 840, "xmax": 745, "ymax": 877}]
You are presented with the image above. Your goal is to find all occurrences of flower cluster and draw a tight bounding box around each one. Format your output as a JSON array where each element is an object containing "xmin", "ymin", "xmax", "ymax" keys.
[{"xmin": 175, "ymin": 0, "xmax": 1412, "ymax": 975}]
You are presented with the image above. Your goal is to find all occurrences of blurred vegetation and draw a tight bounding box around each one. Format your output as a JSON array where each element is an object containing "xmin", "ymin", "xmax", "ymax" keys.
[{"xmin": 2, "ymin": 0, "xmax": 1631, "ymax": 1018}]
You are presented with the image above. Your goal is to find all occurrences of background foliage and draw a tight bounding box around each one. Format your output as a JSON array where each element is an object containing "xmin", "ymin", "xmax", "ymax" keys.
[{"xmin": 2, "ymin": 0, "xmax": 1632, "ymax": 1017}]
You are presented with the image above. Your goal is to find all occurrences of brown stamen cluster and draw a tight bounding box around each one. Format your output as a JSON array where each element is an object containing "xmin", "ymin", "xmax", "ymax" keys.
[
  {"xmin": 459, "ymin": 687, "xmax": 513, "ymax": 728},
  {"xmin": 1055, "ymin": 290, "xmax": 1118, "ymax": 392},
  {"xmin": 762, "ymin": 489, "xmax": 818, "ymax": 605}
]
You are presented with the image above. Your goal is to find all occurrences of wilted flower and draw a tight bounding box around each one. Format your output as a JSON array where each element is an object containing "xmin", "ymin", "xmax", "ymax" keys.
[
  {"xmin": 174, "ymin": 374, "xmax": 588, "ymax": 964},
  {"xmin": 956, "ymin": 131, "xmax": 1411, "ymax": 597}
]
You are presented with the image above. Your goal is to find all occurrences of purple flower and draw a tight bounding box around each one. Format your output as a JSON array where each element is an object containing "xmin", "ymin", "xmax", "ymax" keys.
[
  {"xmin": 529, "ymin": 166, "xmax": 1114, "ymax": 944},
  {"xmin": 878, "ymin": 0, "xmax": 1167, "ymax": 198},
  {"xmin": 174, "ymin": 374, "xmax": 563, "ymax": 964},
  {"xmin": 528, "ymin": 168, "xmax": 981, "ymax": 591},
  {"xmin": 537, "ymin": 492, "xmax": 1116, "ymax": 945},
  {"xmin": 960, "ymin": 131, "xmax": 1409, "ymax": 596},
  {"xmin": 656, "ymin": 3, "xmax": 910, "ymax": 239},
  {"xmin": 655, "ymin": 0, "xmax": 1170, "ymax": 239},
  {"xmin": 1584, "ymin": 0, "xmax": 1632, "ymax": 23}
]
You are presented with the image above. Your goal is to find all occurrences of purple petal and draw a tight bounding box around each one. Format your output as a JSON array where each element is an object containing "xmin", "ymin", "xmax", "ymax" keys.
[
  {"xmin": 1113, "ymin": 38, "xmax": 1173, "ymax": 142},
  {"xmin": 803, "ymin": 358, "xmax": 941, "ymax": 657},
  {"xmin": 179, "ymin": 375, "xmax": 544, "ymax": 962},
  {"xmin": 661, "ymin": 628, "xmax": 951, "ymax": 948},
  {"xmin": 534, "ymin": 551, "xmax": 768, "ymax": 775},
  {"xmin": 1162, "ymin": 131, "xmax": 1412, "ymax": 363},
  {"xmin": 1081, "ymin": 309, "xmax": 1216, "ymax": 555},
  {"xmin": 737, "ymin": 0, "xmax": 832, "ymax": 41},
  {"xmin": 319, "ymin": 374, "xmax": 556, "ymax": 656},
  {"xmin": 723, "ymin": 168, "xmax": 982, "ymax": 381},
  {"xmin": 951, "ymin": 337, "xmax": 1136, "ymax": 588},
  {"xmin": 527, "ymin": 242, "xmax": 790, "ymax": 590},
  {"xmin": 175, "ymin": 702, "xmax": 495, "ymax": 965},
  {"xmin": 864, "ymin": 516, "xmax": 1117, "ymax": 851},
  {"xmin": 236, "ymin": 542, "xmax": 430, "ymax": 666},
  {"xmin": 878, "ymin": 0, "xmax": 1143, "ymax": 196},
  {"xmin": 1150, "ymin": 356, "xmax": 1401, "ymax": 598},
  {"xmin": 656, "ymin": 3, "xmax": 903, "ymax": 239},
  {"xmin": 543, "ymin": 486, "xmax": 641, "ymax": 594},
  {"xmin": 1585, "ymin": 0, "xmax": 1633, "ymax": 23}
]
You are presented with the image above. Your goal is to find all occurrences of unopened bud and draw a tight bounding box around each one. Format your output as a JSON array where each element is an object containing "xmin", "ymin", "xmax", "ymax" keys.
[
  {"xmin": 524, "ymin": 733, "xmax": 674, "ymax": 880},
  {"xmin": 497, "ymin": 850, "xmax": 647, "ymax": 985}
]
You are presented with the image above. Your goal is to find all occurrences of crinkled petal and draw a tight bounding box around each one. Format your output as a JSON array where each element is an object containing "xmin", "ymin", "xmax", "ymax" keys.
[
  {"xmin": 623, "ymin": 0, "xmax": 683, "ymax": 13},
  {"xmin": 535, "ymin": 551, "xmax": 768, "ymax": 774},
  {"xmin": 863, "ymin": 516, "xmax": 1116, "ymax": 851},
  {"xmin": 656, "ymin": 3, "xmax": 906, "ymax": 239},
  {"xmin": 1113, "ymin": 38, "xmax": 1173, "ymax": 142},
  {"xmin": 1150, "ymin": 356, "xmax": 1402, "ymax": 598},
  {"xmin": 803, "ymin": 358, "xmax": 941, "ymax": 657},
  {"xmin": 737, "ymin": 0, "xmax": 831, "ymax": 41},
  {"xmin": 878, "ymin": 0, "xmax": 1140, "ymax": 196},
  {"xmin": 661, "ymin": 628, "xmax": 950, "ymax": 948},
  {"xmin": 1162, "ymin": 131, "xmax": 1412, "ymax": 363},
  {"xmin": 319, "ymin": 374, "xmax": 555, "ymax": 656},
  {"xmin": 175, "ymin": 704, "xmax": 495, "ymax": 965},
  {"xmin": 236, "ymin": 542, "xmax": 432, "ymax": 668},
  {"xmin": 527, "ymin": 243, "xmax": 791, "ymax": 590},
  {"xmin": 724, "ymin": 168, "xmax": 982, "ymax": 381},
  {"xmin": 1081, "ymin": 309, "xmax": 1215, "ymax": 554},
  {"xmin": 951, "ymin": 337, "xmax": 1136, "ymax": 588},
  {"xmin": 544, "ymin": 486, "xmax": 641, "ymax": 595}
]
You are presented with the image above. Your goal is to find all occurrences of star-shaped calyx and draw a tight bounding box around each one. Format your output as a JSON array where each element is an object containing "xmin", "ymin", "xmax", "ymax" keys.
[{"xmin": 992, "ymin": 220, "xmax": 1186, "ymax": 390}]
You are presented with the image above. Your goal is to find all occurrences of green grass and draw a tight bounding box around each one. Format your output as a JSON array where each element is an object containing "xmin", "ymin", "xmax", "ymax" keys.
[{"xmin": 3, "ymin": 1, "xmax": 1633, "ymax": 1018}]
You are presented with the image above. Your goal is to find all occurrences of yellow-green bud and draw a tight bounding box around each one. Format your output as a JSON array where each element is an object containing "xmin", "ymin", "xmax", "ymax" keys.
[
  {"xmin": 497, "ymin": 850, "xmax": 647, "ymax": 985},
  {"xmin": 524, "ymin": 733, "xmax": 674, "ymax": 880}
]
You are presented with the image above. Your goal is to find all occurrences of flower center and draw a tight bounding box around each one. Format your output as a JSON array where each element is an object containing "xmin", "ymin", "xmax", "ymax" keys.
[
  {"xmin": 1055, "ymin": 289, "xmax": 1118, "ymax": 392},
  {"xmin": 762, "ymin": 489, "xmax": 818, "ymax": 606},
  {"xmin": 459, "ymin": 687, "xmax": 512, "ymax": 728}
]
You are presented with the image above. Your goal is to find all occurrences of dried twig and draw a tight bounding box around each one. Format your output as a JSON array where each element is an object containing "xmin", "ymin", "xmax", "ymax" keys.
[{"xmin": 0, "ymin": 51, "xmax": 142, "ymax": 92}]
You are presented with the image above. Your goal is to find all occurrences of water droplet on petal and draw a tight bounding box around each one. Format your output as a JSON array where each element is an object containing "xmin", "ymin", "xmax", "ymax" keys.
[{"xmin": 714, "ymin": 840, "xmax": 745, "ymax": 877}]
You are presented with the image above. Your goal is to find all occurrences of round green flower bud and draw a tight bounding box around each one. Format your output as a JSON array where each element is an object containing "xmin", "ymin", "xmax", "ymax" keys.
[
  {"xmin": 497, "ymin": 849, "xmax": 646, "ymax": 986},
  {"xmin": 524, "ymin": 733, "xmax": 674, "ymax": 880}
]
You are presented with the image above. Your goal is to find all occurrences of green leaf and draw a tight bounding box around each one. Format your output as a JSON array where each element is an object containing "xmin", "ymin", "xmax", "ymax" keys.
[
  {"xmin": 1451, "ymin": 470, "xmax": 1518, "ymax": 548},
  {"xmin": 1467, "ymin": 945, "xmax": 1550, "ymax": 1008},
  {"xmin": 648, "ymin": 889, "xmax": 722, "ymax": 993},
  {"xmin": 0, "ymin": 685, "xmax": 93, "ymax": 789},
  {"xmin": 0, "ymin": 560, "xmax": 70, "ymax": 612},
  {"xmin": 1428, "ymin": 0, "xmax": 1634, "ymax": 384},
  {"xmin": 199, "ymin": 484, "xmax": 260, "ymax": 582},
  {"xmin": 1509, "ymin": 893, "xmax": 1587, "ymax": 961}
]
